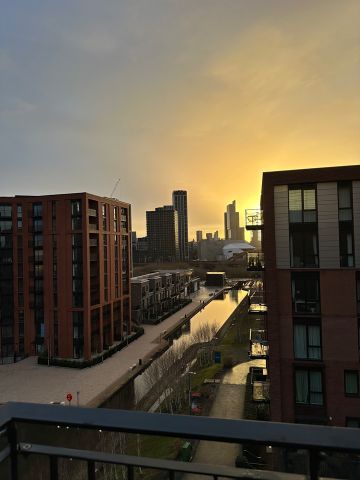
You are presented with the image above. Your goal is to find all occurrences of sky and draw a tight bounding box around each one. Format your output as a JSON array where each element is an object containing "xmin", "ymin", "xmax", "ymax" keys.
[{"xmin": 0, "ymin": 1, "xmax": 359, "ymax": 239}]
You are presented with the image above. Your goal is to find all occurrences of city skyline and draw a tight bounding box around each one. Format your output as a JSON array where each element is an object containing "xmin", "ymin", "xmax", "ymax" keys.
[{"xmin": 0, "ymin": 1, "xmax": 359, "ymax": 238}]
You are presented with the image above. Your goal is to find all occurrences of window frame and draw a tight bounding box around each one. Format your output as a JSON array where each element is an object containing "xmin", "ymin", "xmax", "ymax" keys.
[
  {"xmin": 293, "ymin": 319, "xmax": 322, "ymax": 361},
  {"xmin": 295, "ymin": 368, "xmax": 324, "ymax": 406},
  {"xmin": 291, "ymin": 272, "xmax": 321, "ymax": 315},
  {"xmin": 289, "ymin": 185, "xmax": 317, "ymax": 224},
  {"xmin": 344, "ymin": 370, "xmax": 359, "ymax": 397}
]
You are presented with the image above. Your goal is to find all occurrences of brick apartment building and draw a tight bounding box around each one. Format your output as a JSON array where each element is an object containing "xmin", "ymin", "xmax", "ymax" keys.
[
  {"xmin": 0, "ymin": 193, "xmax": 131, "ymax": 362},
  {"xmin": 247, "ymin": 165, "xmax": 360, "ymax": 427}
]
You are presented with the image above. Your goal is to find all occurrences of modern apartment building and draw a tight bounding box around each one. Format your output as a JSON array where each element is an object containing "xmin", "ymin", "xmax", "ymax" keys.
[
  {"xmin": 247, "ymin": 165, "xmax": 360, "ymax": 427},
  {"xmin": 0, "ymin": 193, "xmax": 131, "ymax": 363},
  {"xmin": 146, "ymin": 206, "xmax": 179, "ymax": 262},
  {"xmin": 224, "ymin": 200, "xmax": 244, "ymax": 241},
  {"xmin": 172, "ymin": 190, "xmax": 189, "ymax": 261}
]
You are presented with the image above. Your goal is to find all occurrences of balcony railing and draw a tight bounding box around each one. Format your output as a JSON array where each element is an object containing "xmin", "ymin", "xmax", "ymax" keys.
[
  {"xmin": 248, "ymin": 303, "xmax": 268, "ymax": 314},
  {"xmin": 247, "ymin": 252, "xmax": 265, "ymax": 271},
  {"xmin": 245, "ymin": 209, "xmax": 263, "ymax": 230},
  {"xmin": 1, "ymin": 403, "xmax": 360, "ymax": 480},
  {"xmin": 249, "ymin": 329, "xmax": 269, "ymax": 359}
]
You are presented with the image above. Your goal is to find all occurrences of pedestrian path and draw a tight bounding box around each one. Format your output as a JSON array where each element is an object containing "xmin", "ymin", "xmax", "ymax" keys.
[
  {"xmin": 183, "ymin": 358, "xmax": 265, "ymax": 480},
  {"xmin": 0, "ymin": 286, "xmax": 217, "ymax": 406}
]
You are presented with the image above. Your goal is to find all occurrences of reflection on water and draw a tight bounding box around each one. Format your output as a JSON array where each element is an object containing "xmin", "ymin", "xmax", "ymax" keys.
[{"xmin": 134, "ymin": 288, "xmax": 247, "ymax": 402}]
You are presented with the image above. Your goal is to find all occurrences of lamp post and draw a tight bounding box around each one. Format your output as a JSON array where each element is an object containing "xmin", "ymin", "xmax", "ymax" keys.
[{"xmin": 187, "ymin": 371, "xmax": 196, "ymax": 415}]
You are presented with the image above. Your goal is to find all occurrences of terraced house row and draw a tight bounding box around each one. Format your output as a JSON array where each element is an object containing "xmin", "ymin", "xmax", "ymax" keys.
[
  {"xmin": 131, "ymin": 269, "xmax": 200, "ymax": 324},
  {"xmin": 0, "ymin": 193, "xmax": 132, "ymax": 363}
]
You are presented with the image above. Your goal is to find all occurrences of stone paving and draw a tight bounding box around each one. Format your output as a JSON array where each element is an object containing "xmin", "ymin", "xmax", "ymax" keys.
[{"xmin": 0, "ymin": 286, "xmax": 217, "ymax": 407}]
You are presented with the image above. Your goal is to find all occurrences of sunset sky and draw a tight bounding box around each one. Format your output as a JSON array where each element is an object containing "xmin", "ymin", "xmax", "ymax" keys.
[{"xmin": 0, "ymin": 1, "xmax": 359, "ymax": 238}]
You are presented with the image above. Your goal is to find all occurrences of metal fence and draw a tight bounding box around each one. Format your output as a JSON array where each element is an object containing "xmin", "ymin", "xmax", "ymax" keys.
[{"xmin": 1, "ymin": 402, "xmax": 360, "ymax": 480}]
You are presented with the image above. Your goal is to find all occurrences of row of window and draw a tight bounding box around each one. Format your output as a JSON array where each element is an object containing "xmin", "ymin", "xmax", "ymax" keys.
[
  {"xmin": 288, "ymin": 182, "xmax": 355, "ymax": 268},
  {"xmin": 295, "ymin": 369, "xmax": 360, "ymax": 406}
]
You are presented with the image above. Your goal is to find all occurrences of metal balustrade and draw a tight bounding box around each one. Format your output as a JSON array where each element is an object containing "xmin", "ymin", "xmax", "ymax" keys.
[
  {"xmin": 1, "ymin": 402, "xmax": 360, "ymax": 480},
  {"xmin": 245, "ymin": 210, "xmax": 264, "ymax": 230}
]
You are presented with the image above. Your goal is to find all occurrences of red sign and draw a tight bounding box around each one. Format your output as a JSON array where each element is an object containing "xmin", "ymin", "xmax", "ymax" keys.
[{"xmin": 66, "ymin": 393, "xmax": 73, "ymax": 402}]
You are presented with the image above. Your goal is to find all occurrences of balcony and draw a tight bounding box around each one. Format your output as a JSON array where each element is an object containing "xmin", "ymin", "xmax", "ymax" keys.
[
  {"xmin": 1, "ymin": 403, "xmax": 360, "ymax": 480},
  {"xmin": 251, "ymin": 367, "xmax": 270, "ymax": 402},
  {"xmin": 248, "ymin": 303, "xmax": 268, "ymax": 314},
  {"xmin": 249, "ymin": 329, "xmax": 269, "ymax": 359},
  {"xmin": 245, "ymin": 209, "xmax": 263, "ymax": 230},
  {"xmin": 247, "ymin": 252, "xmax": 265, "ymax": 271}
]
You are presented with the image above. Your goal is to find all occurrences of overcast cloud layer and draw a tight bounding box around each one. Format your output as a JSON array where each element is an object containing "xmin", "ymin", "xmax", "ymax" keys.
[{"xmin": 0, "ymin": 0, "xmax": 359, "ymax": 237}]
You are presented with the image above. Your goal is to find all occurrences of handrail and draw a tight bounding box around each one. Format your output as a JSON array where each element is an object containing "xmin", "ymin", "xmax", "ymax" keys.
[{"xmin": 3, "ymin": 402, "xmax": 360, "ymax": 453}]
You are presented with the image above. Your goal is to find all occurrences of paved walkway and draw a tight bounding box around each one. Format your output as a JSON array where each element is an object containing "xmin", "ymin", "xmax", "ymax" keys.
[
  {"xmin": 0, "ymin": 286, "xmax": 217, "ymax": 407},
  {"xmin": 184, "ymin": 358, "xmax": 265, "ymax": 480}
]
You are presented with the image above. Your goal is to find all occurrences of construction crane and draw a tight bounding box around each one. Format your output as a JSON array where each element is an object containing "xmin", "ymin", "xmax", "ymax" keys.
[{"xmin": 110, "ymin": 178, "xmax": 121, "ymax": 198}]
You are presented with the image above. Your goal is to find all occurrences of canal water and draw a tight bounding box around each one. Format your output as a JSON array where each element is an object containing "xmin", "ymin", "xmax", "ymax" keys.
[{"xmin": 133, "ymin": 288, "xmax": 247, "ymax": 404}]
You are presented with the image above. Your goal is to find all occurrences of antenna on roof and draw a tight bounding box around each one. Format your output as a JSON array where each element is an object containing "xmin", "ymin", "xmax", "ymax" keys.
[{"xmin": 110, "ymin": 178, "xmax": 121, "ymax": 198}]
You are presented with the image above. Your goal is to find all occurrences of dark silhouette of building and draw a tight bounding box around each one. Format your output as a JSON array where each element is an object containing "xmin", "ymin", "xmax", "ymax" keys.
[
  {"xmin": 146, "ymin": 206, "xmax": 179, "ymax": 262},
  {"xmin": 172, "ymin": 190, "xmax": 189, "ymax": 261},
  {"xmin": 255, "ymin": 165, "xmax": 360, "ymax": 427},
  {"xmin": 224, "ymin": 200, "xmax": 244, "ymax": 241},
  {"xmin": 0, "ymin": 193, "xmax": 132, "ymax": 363}
]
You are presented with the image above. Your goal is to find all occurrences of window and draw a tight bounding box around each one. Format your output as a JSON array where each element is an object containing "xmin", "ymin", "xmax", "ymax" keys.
[
  {"xmin": 292, "ymin": 272, "xmax": 320, "ymax": 314},
  {"xmin": 33, "ymin": 219, "xmax": 43, "ymax": 232},
  {"xmin": 73, "ymin": 311, "xmax": 84, "ymax": 359},
  {"xmin": 290, "ymin": 227, "xmax": 318, "ymax": 267},
  {"xmin": 0, "ymin": 205, "xmax": 12, "ymax": 217},
  {"xmin": 102, "ymin": 204, "xmax": 107, "ymax": 230},
  {"xmin": 113, "ymin": 206, "xmax": 118, "ymax": 231},
  {"xmin": 344, "ymin": 371, "xmax": 359, "ymax": 396},
  {"xmin": 71, "ymin": 199, "xmax": 82, "ymax": 230},
  {"xmin": 357, "ymin": 273, "xmax": 360, "ymax": 314},
  {"xmin": 294, "ymin": 321, "xmax": 322, "ymax": 360},
  {"xmin": 295, "ymin": 369, "xmax": 323, "ymax": 405},
  {"xmin": 0, "ymin": 220, "xmax": 12, "ymax": 232},
  {"xmin": 339, "ymin": 224, "xmax": 354, "ymax": 267},
  {"xmin": 338, "ymin": 182, "xmax": 353, "ymax": 221},
  {"xmin": 17, "ymin": 205, "xmax": 22, "ymax": 230},
  {"xmin": 289, "ymin": 186, "xmax": 316, "ymax": 224},
  {"xmin": 32, "ymin": 203, "xmax": 42, "ymax": 217},
  {"xmin": 338, "ymin": 182, "xmax": 354, "ymax": 267}
]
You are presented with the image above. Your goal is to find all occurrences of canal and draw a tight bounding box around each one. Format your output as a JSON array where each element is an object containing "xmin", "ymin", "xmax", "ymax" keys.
[{"xmin": 102, "ymin": 288, "xmax": 248, "ymax": 410}]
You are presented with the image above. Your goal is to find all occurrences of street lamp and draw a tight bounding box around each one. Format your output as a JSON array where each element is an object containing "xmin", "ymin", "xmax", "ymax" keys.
[{"xmin": 187, "ymin": 371, "xmax": 197, "ymax": 415}]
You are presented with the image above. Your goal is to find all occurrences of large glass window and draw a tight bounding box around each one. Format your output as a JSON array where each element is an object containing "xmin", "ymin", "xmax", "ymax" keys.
[
  {"xmin": 295, "ymin": 369, "xmax": 323, "ymax": 405},
  {"xmin": 294, "ymin": 321, "xmax": 322, "ymax": 360},
  {"xmin": 292, "ymin": 272, "xmax": 320, "ymax": 314},
  {"xmin": 345, "ymin": 371, "xmax": 359, "ymax": 396},
  {"xmin": 290, "ymin": 227, "xmax": 318, "ymax": 267},
  {"xmin": 289, "ymin": 186, "xmax": 316, "ymax": 224}
]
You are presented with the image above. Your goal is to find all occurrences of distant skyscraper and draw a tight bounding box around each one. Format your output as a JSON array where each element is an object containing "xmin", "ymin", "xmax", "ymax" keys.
[
  {"xmin": 172, "ymin": 190, "xmax": 189, "ymax": 261},
  {"xmin": 213, "ymin": 230, "xmax": 219, "ymax": 240},
  {"xmin": 224, "ymin": 200, "xmax": 244, "ymax": 241},
  {"xmin": 146, "ymin": 206, "xmax": 179, "ymax": 262},
  {"xmin": 196, "ymin": 230, "xmax": 203, "ymax": 243}
]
